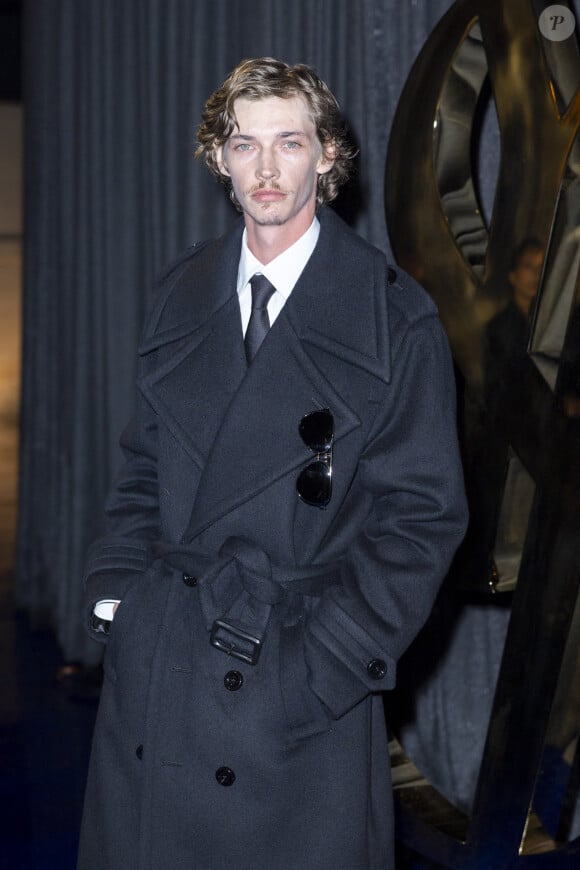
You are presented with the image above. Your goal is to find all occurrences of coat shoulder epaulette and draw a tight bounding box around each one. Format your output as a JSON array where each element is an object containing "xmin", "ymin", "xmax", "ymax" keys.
[
  {"xmin": 384, "ymin": 262, "xmax": 438, "ymax": 328},
  {"xmin": 155, "ymin": 238, "xmax": 214, "ymax": 290}
]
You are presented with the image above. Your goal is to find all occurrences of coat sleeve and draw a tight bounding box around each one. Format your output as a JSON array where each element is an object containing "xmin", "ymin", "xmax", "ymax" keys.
[
  {"xmin": 81, "ymin": 246, "xmax": 205, "ymax": 642},
  {"xmin": 281, "ymin": 313, "xmax": 468, "ymax": 734},
  {"xmin": 82, "ymin": 376, "xmax": 160, "ymax": 643}
]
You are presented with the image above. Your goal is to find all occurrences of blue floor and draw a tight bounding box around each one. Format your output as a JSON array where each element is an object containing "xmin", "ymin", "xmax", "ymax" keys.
[{"xmin": 0, "ymin": 574, "xmax": 98, "ymax": 870}]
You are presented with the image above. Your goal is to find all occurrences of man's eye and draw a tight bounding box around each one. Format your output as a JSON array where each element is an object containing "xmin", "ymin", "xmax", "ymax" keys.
[
  {"xmin": 284, "ymin": 141, "xmax": 300, "ymax": 149},
  {"xmin": 235, "ymin": 143, "xmax": 252, "ymax": 152}
]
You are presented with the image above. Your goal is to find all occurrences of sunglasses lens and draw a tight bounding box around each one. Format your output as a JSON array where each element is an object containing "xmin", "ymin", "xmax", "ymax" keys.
[
  {"xmin": 296, "ymin": 460, "xmax": 332, "ymax": 507},
  {"xmin": 299, "ymin": 409, "xmax": 333, "ymax": 453}
]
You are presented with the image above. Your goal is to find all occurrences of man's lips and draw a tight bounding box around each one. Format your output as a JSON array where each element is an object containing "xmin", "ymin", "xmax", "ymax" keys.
[{"xmin": 250, "ymin": 188, "xmax": 287, "ymax": 202}]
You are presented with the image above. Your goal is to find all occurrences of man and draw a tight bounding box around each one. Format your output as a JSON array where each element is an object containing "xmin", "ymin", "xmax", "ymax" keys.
[
  {"xmin": 485, "ymin": 238, "xmax": 544, "ymax": 399},
  {"xmin": 78, "ymin": 58, "xmax": 467, "ymax": 869},
  {"xmin": 476, "ymin": 239, "xmax": 544, "ymax": 590}
]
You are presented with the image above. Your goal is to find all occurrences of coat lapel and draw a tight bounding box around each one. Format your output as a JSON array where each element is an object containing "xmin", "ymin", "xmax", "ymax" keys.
[
  {"xmin": 138, "ymin": 222, "xmax": 247, "ymax": 471},
  {"xmin": 184, "ymin": 208, "xmax": 392, "ymax": 541}
]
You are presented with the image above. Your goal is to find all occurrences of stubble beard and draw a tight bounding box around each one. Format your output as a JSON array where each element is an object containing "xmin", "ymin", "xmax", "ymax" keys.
[
  {"xmin": 244, "ymin": 185, "xmax": 289, "ymax": 226},
  {"xmin": 252, "ymin": 212, "xmax": 286, "ymax": 226}
]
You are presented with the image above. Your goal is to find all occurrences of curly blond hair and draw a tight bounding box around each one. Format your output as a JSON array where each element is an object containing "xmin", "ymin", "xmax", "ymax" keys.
[{"xmin": 196, "ymin": 57, "xmax": 357, "ymax": 207}]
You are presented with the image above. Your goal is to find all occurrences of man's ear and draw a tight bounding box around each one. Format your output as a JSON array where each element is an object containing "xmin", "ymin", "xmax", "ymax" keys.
[
  {"xmin": 317, "ymin": 140, "xmax": 336, "ymax": 176},
  {"xmin": 215, "ymin": 144, "xmax": 231, "ymax": 178}
]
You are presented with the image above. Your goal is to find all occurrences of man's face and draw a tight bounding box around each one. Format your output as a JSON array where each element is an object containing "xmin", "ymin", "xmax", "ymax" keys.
[
  {"xmin": 215, "ymin": 95, "xmax": 334, "ymax": 239},
  {"xmin": 509, "ymin": 246, "xmax": 543, "ymax": 312}
]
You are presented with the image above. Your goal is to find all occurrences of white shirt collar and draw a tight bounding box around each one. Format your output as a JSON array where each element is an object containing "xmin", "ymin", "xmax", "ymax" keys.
[{"xmin": 237, "ymin": 216, "xmax": 320, "ymax": 300}]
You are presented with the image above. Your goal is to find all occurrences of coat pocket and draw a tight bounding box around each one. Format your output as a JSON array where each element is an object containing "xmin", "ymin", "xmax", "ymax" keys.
[
  {"xmin": 101, "ymin": 561, "xmax": 170, "ymax": 684},
  {"xmin": 279, "ymin": 618, "xmax": 333, "ymax": 741},
  {"xmin": 101, "ymin": 577, "xmax": 141, "ymax": 683}
]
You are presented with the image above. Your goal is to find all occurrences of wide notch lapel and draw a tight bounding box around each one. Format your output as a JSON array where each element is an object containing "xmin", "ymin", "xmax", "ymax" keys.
[
  {"xmin": 184, "ymin": 315, "xmax": 360, "ymax": 540},
  {"xmin": 138, "ymin": 222, "xmax": 247, "ymax": 471},
  {"xmin": 288, "ymin": 208, "xmax": 392, "ymax": 384},
  {"xmin": 184, "ymin": 208, "xmax": 392, "ymax": 541}
]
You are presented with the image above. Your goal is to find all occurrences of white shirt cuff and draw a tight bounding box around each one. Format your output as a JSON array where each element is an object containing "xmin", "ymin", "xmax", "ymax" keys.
[{"xmin": 94, "ymin": 599, "xmax": 120, "ymax": 620}]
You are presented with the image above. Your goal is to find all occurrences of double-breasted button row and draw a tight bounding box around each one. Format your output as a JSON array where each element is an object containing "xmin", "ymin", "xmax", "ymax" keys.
[
  {"xmin": 215, "ymin": 766, "xmax": 235, "ymax": 787},
  {"xmin": 217, "ymin": 672, "xmax": 242, "ymax": 786},
  {"xmin": 183, "ymin": 572, "xmax": 239, "ymax": 790},
  {"xmin": 367, "ymin": 658, "xmax": 387, "ymax": 680}
]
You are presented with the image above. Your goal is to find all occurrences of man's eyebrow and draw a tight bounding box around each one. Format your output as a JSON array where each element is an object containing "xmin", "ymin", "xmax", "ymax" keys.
[{"xmin": 228, "ymin": 131, "xmax": 307, "ymax": 140}]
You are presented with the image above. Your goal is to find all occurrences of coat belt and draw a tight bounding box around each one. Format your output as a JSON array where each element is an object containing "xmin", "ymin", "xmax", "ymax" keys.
[{"xmin": 152, "ymin": 537, "xmax": 340, "ymax": 665}]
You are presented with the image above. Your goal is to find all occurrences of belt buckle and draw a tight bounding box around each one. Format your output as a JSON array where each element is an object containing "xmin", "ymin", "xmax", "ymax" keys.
[{"xmin": 210, "ymin": 619, "xmax": 262, "ymax": 666}]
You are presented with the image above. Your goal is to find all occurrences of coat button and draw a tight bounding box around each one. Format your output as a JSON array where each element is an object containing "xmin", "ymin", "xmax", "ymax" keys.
[
  {"xmin": 215, "ymin": 766, "xmax": 235, "ymax": 787},
  {"xmin": 367, "ymin": 659, "xmax": 387, "ymax": 680},
  {"xmin": 182, "ymin": 573, "xmax": 197, "ymax": 587},
  {"xmin": 224, "ymin": 670, "xmax": 243, "ymax": 691},
  {"xmin": 136, "ymin": 744, "xmax": 144, "ymax": 760}
]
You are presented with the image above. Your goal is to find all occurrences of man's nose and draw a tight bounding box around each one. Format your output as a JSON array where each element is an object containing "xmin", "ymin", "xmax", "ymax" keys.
[{"xmin": 256, "ymin": 148, "xmax": 279, "ymax": 180}]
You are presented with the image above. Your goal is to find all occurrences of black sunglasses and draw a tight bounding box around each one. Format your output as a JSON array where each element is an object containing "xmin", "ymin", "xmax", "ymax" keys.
[{"xmin": 296, "ymin": 409, "xmax": 333, "ymax": 508}]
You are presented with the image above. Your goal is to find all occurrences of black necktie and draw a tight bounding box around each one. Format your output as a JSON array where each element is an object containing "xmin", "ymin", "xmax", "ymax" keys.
[{"xmin": 245, "ymin": 274, "xmax": 276, "ymax": 364}]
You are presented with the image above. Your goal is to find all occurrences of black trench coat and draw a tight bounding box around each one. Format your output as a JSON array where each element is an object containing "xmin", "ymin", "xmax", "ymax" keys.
[{"xmin": 78, "ymin": 208, "xmax": 467, "ymax": 870}]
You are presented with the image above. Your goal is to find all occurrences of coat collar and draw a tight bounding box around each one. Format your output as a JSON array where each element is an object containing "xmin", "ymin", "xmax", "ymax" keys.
[
  {"xmin": 138, "ymin": 208, "xmax": 392, "ymax": 539},
  {"xmin": 284, "ymin": 208, "xmax": 391, "ymax": 383}
]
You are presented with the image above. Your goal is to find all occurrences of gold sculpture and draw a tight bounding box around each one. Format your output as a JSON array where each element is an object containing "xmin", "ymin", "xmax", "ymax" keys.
[{"xmin": 385, "ymin": 0, "xmax": 580, "ymax": 864}]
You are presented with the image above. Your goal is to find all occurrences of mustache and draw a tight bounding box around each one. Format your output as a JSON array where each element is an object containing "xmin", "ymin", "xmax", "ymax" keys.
[{"xmin": 247, "ymin": 182, "xmax": 285, "ymax": 194}]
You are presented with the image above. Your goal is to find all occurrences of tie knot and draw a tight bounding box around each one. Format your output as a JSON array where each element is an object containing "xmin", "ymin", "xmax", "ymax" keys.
[{"xmin": 250, "ymin": 273, "xmax": 276, "ymax": 311}]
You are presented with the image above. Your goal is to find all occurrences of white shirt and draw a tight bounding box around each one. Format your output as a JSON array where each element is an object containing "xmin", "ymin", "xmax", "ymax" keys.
[
  {"xmin": 236, "ymin": 216, "xmax": 320, "ymax": 333},
  {"xmin": 94, "ymin": 217, "xmax": 320, "ymax": 622}
]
